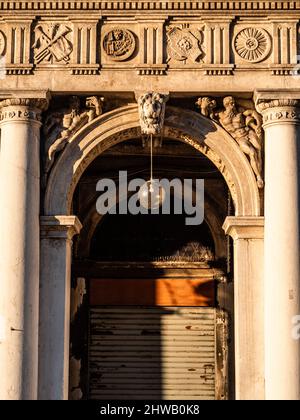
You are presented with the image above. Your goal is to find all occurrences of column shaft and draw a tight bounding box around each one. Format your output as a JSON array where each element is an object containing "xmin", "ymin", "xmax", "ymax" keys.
[
  {"xmin": 258, "ymin": 98, "xmax": 300, "ymax": 400},
  {"xmin": 0, "ymin": 98, "xmax": 48, "ymax": 400}
]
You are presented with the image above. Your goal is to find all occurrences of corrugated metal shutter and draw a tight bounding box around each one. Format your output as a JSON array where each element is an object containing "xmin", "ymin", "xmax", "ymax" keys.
[{"xmin": 89, "ymin": 306, "xmax": 217, "ymax": 400}]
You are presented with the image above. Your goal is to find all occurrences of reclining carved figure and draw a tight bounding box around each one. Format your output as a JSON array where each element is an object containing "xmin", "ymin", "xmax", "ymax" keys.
[{"xmin": 197, "ymin": 96, "xmax": 264, "ymax": 189}]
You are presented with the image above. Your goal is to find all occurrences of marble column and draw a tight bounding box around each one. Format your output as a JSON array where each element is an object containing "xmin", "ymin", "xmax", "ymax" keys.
[
  {"xmin": 39, "ymin": 216, "xmax": 82, "ymax": 400},
  {"xmin": 256, "ymin": 94, "xmax": 300, "ymax": 400},
  {"xmin": 0, "ymin": 96, "xmax": 49, "ymax": 400},
  {"xmin": 223, "ymin": 216, "xmax": 265, "ymax": 400}
]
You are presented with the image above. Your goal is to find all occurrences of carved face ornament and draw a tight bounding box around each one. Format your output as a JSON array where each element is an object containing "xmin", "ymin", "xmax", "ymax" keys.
[
  {"xmin": 138, "ymin": 93, "xmax": 168, "ymax": 135},
  {"xmin": 223, "ymin": 96, "xmax": 237, "ymax": 113}
]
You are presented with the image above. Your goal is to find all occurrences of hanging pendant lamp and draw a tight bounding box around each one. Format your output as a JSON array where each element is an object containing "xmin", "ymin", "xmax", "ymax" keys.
[{"xmin": 138, "ymin": 134, "xmax": 166, "ymax": 210}]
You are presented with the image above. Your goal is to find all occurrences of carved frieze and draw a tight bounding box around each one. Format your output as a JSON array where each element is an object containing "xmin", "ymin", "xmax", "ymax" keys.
[
  {"xmin": 233, "ymin": 27, "xmax": 271, "ymax": 63},
  {"xmin": 0, "ymin": 12, "xmax": 298, "ymax": 77},
  {"xmin": 136, "ymin": 19, "xmax": 166, "ymax": 75},
  {"xmin": 270, "ymin": 18, "xmax": 299, "ymax": 75},
  {"xmin": 33, "ymin": 23, "xmax": 73, "ymax": 64},
  {"xmin": 103, "ymin": 28, "xmax": 136, "ymax": 61},
  {"xmin": 196, "ymin": 96, "xmax": 264, "ymax": 189},
  {"xmin": 167, "ymin": 24, "xmax": 204, "ymax": 64}
]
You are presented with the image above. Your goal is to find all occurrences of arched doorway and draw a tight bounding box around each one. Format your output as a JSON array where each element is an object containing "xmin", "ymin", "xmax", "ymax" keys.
[
  {"xmin": 39, "ymin": 103, "xmax": 263, "ymax": 400},
  {"xmin": 69, "ymin": 139, "xmax": 231, "ymax": 400}
]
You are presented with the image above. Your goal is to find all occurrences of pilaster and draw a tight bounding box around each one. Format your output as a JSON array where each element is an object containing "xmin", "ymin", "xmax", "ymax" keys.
[{"xmin": 39, "ymin": 216, "xmax": 82, "ymax": 400}]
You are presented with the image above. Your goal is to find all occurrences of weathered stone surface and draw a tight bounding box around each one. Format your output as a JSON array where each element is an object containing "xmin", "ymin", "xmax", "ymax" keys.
[{"xmin": 0, "ymin": 0, "xmax": 300, "ymax": 403}]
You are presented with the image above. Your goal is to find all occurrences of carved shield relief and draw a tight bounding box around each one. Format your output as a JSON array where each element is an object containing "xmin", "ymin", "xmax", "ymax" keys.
[{"xmin": 167, "ymin": 25, "xmax": 204, "ymax": 65}]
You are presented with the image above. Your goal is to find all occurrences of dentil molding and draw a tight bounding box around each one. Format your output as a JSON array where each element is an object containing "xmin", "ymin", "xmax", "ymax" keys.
[{"xmin": 0, "ymin": 1, "xmax": 300, "ymax": 12}]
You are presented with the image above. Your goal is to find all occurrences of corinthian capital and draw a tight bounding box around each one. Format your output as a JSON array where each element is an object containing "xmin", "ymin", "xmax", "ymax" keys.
[
  {"xmin": 255, "ymin": 91, "xmax": 300, "ymax": 127},
  {"xmin": 0, "ymin": 91, "xmax": 50, "ymax": 124}
]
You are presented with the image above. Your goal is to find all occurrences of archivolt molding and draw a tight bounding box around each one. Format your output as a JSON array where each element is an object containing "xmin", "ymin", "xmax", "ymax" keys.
[{"xmin": 44, "ymin": 104, "xmax": 261, "ymax": 217}]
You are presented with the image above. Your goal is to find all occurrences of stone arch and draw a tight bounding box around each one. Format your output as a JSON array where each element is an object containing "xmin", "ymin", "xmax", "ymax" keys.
[{"xmin": 44, "ymin": 104, "xmax": 261, "ymax": 217}]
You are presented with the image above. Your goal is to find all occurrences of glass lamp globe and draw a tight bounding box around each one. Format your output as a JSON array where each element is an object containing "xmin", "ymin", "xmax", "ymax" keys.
[{"xmin": 138, "ymin": 179, "xmax": 166, "ymax": 210}]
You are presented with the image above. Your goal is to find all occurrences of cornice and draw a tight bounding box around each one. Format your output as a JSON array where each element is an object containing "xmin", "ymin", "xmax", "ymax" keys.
[
  {"xmin": 223, "ymin": 216, "xmax": 265, "ymax": 240},
  {"xmin": 0, "ymin": 1, "xmax": 300, "ymax": 13},
  {"xmin": 40, "ymin": 216, "xmax": 82, "ymax": 240}
]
